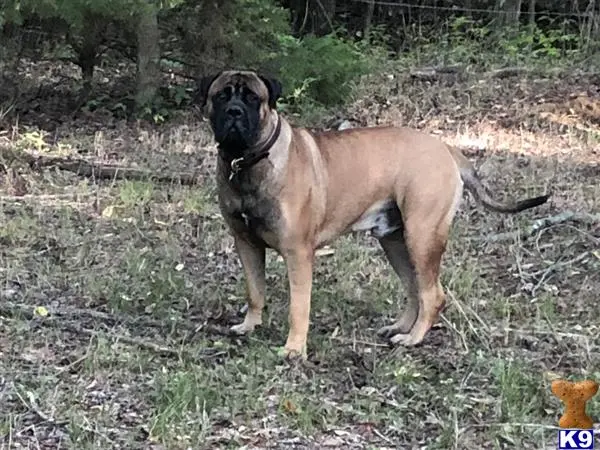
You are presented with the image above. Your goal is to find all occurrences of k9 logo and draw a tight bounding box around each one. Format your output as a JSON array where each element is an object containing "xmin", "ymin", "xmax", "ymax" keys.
[{"xmin": 558, "ymin": 429, "xmax": 595, "ymax": 450}]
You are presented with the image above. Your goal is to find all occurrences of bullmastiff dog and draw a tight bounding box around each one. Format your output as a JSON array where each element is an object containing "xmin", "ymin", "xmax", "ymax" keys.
[{"xmin": 197, "ymin": 70, "xmax": 550, "ymax": 359}]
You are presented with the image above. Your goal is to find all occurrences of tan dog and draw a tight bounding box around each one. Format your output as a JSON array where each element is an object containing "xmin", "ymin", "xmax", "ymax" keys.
[{"xmin": 197, "ymin": 70, "xmax": 550, "ymax": 359}]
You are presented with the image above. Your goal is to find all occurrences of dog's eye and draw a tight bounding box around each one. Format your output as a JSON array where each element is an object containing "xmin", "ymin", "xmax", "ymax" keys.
[
  {"xmin": 215, "ymin": 87, "xmax": 232, "ymax": 102},
  {"xmin": 245, "ymin": 91, "xmax": 259, "ymax": 103}
]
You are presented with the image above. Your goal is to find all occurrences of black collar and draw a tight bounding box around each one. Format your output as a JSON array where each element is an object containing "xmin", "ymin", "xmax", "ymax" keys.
[{"xmin": 219, "ymin": 116, "xmax": 282, "ymax": 182}]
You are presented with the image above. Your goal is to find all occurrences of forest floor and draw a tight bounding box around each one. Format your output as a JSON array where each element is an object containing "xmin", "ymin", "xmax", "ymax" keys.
[{"xmin": 1, "ymin": 62, "xmax": 600, "ymax": 449}]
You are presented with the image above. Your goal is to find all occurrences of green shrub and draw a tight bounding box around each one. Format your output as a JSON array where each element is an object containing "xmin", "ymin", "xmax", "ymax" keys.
[
  {"xmin": 405, "ymin": 16, "xmax": 585, "ymax": 68},
  {"xmin": 202, "ymin": 1, "xmax": 375, "ymax": 114},
  {"xmin": 276, "ymin": 32, "xmax": 372, "ymax": 110},
  {"xmin": 497, "ymin": 24, "xmax": 580, "ymax": 62},
  {"xmin": 228, "ymin": 0, "xmax": 291, "ymax": 69}
]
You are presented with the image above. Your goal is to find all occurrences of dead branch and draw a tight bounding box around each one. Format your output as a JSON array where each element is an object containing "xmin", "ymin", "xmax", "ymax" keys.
[
  {"xmin": 409, "ymin": 65, "xmax": 463, "ymax": 82},
  {"xmin": 488, "ymin": 67, "xmax": 531, "ymax": 79},
  {"xmin": 1, "ymin": 147, "xmax": 204, "ymax": 186},
  {"xmin": 408, "ymin": 66, "xmax": 542, "ymax": 83},
  {"xmin": 484, "ymin": 210, "xmax": 600, "ymax": 243},
  {"xmin": 68, "ymin": 324, "xmax": 185, "ymax": 356},
  {"xmin": 530, "ymin": 251, "xmax": 590, "ymax": 296},
  {"xmin": 1, "ymin": 300, "xmax": 229, "ymax": 336},
  {"xmin": 0, "ymin": 301, "xmax": 225, "ymax": 359},
  {"xmin": 161, "ymin": 67, "xmax": 197, "ymax": 81},
  {"xmin": 0, "ymin": 300, "xmax": 166, "ymax": 328},
  {"xmin": 13, "ymin": 385, "xmax": 69, "ymax": 426},
  {"xmin": 529, "ymin": 251, "xmax": 592, "ymax": 278},
  {"xmin": 54, "ymin": 319, "xmax": 218, "ymax": 359}
]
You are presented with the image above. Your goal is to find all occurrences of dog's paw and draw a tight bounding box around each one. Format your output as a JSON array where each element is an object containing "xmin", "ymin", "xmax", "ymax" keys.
[
  {"xmin": 377, "ymin": 319, "xmax": 414, "ymax": 338},
  {"xmin": 281, "ymin": 347, "xmax": 307, "ymax": 361},
  {"xmin": 230, "ymin": 320, "xmax": 260, "ymax": 335},
  {"xmin": 279, "ymin": 343, "xmax": 307, "ymax": 361},
  {"xmin": 389, "ymin": 332, "xmax": 422, "ymax": 347},
  {"xmin": 377, "ymin": 324, "xmax": 401, "ymax": 338}
]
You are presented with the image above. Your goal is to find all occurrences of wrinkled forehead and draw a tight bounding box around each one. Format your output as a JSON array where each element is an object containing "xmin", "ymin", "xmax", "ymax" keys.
[{"xmin": 208, "ymin": 71, "xmax": 269, "ymax": 98}]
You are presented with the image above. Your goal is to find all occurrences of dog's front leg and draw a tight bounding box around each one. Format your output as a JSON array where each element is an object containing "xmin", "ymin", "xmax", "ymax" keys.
[
  {"xmin": 230, "ymin": 234, "xmax": 266, "ymax": 335},
  {"xmin": 282, "ymin": 246, "xmax": 314, "ymax": 359}
]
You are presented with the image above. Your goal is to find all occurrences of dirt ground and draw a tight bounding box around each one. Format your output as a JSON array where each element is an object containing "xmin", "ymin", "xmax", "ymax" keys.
[{"xmin": 1, "ymin": 63, "xmax": 600, "ymax": 449}]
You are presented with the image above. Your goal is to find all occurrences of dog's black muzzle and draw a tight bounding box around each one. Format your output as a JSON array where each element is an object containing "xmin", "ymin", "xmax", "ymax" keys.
[
  {"xmin": 223, "ymin": 100, "xmax": 248, "ymax": 126},
  {"xmin": 226, "ymin": 103, "xmax": 245, "ymax": 119},
  {"xmin": 213, "ymin": 99, "xmax": 259, "ymax": 157}
]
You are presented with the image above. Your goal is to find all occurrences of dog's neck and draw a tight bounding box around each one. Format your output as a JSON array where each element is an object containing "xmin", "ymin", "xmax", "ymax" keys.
[{"xmin": 219, "ymin": 114, "xmax": 282, "ymax": 183}]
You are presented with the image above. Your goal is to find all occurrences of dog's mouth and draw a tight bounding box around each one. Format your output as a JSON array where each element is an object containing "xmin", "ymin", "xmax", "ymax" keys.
[
  {"xmin": 220, "ymin": 112, "xmax": 248, "ymax": 132},
  {"xmin": 215, "ymin": 119, "xmax": 258, "ymax": 153},
  {"xmin": 211, "ymin": 102, "xmax": 261, "ymax": 156},
  {"xmin": 228, "ymin": 119, "xmax": 245, "ymax": 132},
  {"xmin": 223, "ymin": 120, "xmax": 249, "ymax": 140}
]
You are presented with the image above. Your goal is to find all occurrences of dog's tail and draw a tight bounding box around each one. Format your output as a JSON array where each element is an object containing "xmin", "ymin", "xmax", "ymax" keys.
[{"xmin": 449, "ymin": 146, "xmax": 550, "ymax": 214}]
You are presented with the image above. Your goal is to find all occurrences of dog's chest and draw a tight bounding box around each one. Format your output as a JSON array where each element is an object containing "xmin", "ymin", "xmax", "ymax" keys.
[{"xmin": 222, "ymin": 182, "xmax": 281, "ymax": 247}]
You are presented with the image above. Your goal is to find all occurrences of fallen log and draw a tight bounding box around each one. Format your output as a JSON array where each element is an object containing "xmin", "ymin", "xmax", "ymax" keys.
[{"xmin": 1, "ymin": 147, "xmax": 203, "ymax": 186}]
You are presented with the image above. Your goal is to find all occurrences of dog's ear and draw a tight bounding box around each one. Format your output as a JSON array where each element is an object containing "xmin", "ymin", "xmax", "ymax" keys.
[
  {"xmin": 195, "ymin": 73, "xmax": 220, "ymax": 107},
  {"xmin": 259, "ymin": 75, "xmax": 282, "ymax": 109}
]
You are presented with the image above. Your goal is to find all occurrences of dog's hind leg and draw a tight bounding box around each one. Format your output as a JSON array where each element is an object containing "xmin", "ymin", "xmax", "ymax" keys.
[
  {"xmin": 376, "ymin": 229, "xmax": 420, "ymax": 338},
  {"xmin": 388, "ymin": 213, "xmax": 450, "ymax": 346},
  {"xmin": 384, "ymin": 168, "xmax": 461, "ymax": 346}
]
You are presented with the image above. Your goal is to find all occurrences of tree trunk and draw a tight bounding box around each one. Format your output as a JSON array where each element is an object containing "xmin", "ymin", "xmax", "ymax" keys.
[
  {"xmin": 68, "ymin": 12, "xmax": 106, "ymax": 105},
  {"xmin": 464, "ymin": 0, "xmax": 473, "ymax": 17},
  {"xmin": 135, "ymin": 1, "xmax": 160, "ymax": 112},
  {"xmin": 526, "ymin": 0, "xmax": 536, "ymax": 54},
  {"xmin": 312, "ymin": 0, "xmax": 336, "ymax": 36},
  {"xmin": 364, "ymin": 0, "xmax": 375, "ymax": 39},
  {"xmin": 528, "ymin": 0, "xmax": 536, "ymax": 30},
  {"xmin": 495, "ymin": 0, "xmax": 522, "ymax": 29},
  {"xmin": 581, "ymin": 0, "xmax": 600, "ymax": 50},
  {"xmin": 281, "ymin": 0, "xmax": 308, "ymax": 35}
]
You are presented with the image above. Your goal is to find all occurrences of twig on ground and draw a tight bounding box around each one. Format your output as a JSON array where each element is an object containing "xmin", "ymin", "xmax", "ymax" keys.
[
  {"xmin": 0, "ymin": 301, "xmax": 176, "ymax": 329},
  {"xmin": 530, "ymin": 268, "xmax": 555, "ymax": 297},
  {"xmin": 491, "ymin": 326, "xmax": 594, "ymax": 340},
  {"xmin": 56, "ymin": 335, "xmax": 95, "ymax": 374},
  {"xmin": 88, "ymin": 327, "xmax": 179, "ymax": 355},
  {"xmin": 561, "ymin": 224, "xmax": 600, "ymax": 243},
  {"xmin": 529, "ymin": 251, "xmax": 590, "ymax": 277},
  {"xmin": 0, "ymin": 301, "xmax": 224, "ymax": 359},
  {"xmin": 1, "ymin": 147, "xmax": 204, "ymax": 186},
  {"xmin": 13, "ymin": 385, "xmax": 68, "ymax": 426},
  {"xmin": 487, "ymin": 67, "xmax": 530, "ymax": 79},
  {"xmin": 530, "ymin": 251, "xmax": 590, "ymax": 296},
  {"xmin": 409, "ymin": 65, "xmax": 463, "ymax": 82},
  {"xmin": 56, "ymin": 350, "xmax": 91, "ymax": 374},
  {"xmin": 484, "ymin": 211, "xmax": 600, "ymax": 243},
  {"xmin": 408, "ymin": 65, "xmax": 534, "ymax": 82},
  {"xmin": 59, "ymin": 321, "xmax": 225, "ymax": 359},
  {"xmin": 542, "ymin": 312, "xmax": 580, "ymax": 353},
  {"xmin": 372, "ymin": 427, "xmax": 395, "ymax": 445},
  {"xmin": 444, "ymin": 289, "xmax": 490, "ymax": 345},
  {"xmin": 438, "ymin": 314, "xmax": 469, "ymax": 354},
  {"xmin": 462, "ymin": 422, "xmax": 561, "ymax": 431},
  {"xmin": 76, "ymin": 415, "xmax": 116, "ymax": 446},
  {"xmin": 329, "ymin": 336, "xmax": 389, "ymax": 348},
  {"xmin": 0, "ymin": 193, "xmax": 94, "ymax": 203}
]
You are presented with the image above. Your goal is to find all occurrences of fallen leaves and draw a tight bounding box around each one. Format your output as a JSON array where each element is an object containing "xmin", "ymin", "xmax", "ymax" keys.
[{"xmin": 34, "ymin": 305, "xmax": 49, "ymax": 317}]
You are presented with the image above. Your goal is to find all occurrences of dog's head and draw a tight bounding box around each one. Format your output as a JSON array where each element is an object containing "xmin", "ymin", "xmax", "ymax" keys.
[{"xmin": 197, "ymin": 70, "xmax": 282, "ymax": 157}]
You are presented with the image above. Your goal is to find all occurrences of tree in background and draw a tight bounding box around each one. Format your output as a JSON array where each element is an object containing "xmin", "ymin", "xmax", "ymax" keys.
[
  {"xmin": 0, "ymin": 0, "xmax": 598, "ymax": 123},
  {"xmin": 136, "ymin": 1, "xmax": 160, "ymax": 113}
]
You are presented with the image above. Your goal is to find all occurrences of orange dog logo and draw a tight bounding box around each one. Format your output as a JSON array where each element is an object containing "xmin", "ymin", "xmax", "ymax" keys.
[{"xmin": 551, "ymin": 379, "xmax": 599, "ymax": 429}]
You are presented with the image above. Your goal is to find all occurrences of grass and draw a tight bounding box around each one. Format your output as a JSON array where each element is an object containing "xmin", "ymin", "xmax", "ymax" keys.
[{"xmin": 1, "ymin": 65, "xmax": 600, "ymax": 449}]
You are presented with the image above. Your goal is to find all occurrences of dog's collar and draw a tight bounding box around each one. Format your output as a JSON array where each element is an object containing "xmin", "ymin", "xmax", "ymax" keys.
[{"xmin": 220, "ymin": 116, "xmax": 282, "ymax": 182}]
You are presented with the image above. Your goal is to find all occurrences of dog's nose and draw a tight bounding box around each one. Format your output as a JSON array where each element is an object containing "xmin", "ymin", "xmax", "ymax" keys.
[{"xmin": 226, "ymin": 105, "xmax": 244, "ymax": 118}]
